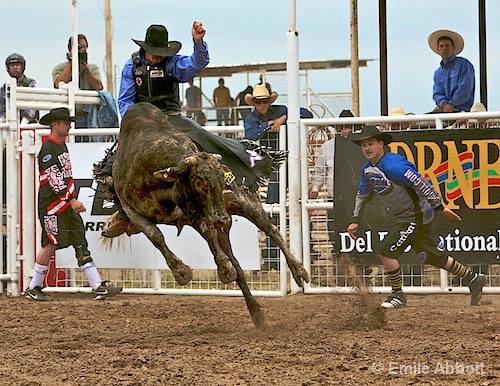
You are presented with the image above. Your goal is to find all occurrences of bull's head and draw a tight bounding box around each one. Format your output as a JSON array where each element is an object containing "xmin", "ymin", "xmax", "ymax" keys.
[{"xmin": 153, "ymin": 153, "xmax": 231, "ymax": 233}]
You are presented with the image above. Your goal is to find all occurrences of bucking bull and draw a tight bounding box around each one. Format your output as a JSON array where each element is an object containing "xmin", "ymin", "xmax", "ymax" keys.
[{"xmin": 95, "ymin": 102, "xmax": 310, "ymax": 327}]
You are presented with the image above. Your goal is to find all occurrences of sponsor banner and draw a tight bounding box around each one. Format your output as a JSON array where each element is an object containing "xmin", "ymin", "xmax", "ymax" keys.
[
  {"xmin": 54, "ymin": 143, "xmax": 261, "ymax": 270},
  {"xmin": 333, "ymin": 128, "xmax": 500, "ymax": 264}
]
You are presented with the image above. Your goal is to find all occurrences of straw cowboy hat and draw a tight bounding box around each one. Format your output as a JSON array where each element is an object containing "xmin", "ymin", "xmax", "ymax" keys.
[
  {"xmin": 428, "ymin": 29, "xmax": 464, "ymax": 55},
  {"xmin": 244, "ymin": 84, "xmax": 278, "ymax": 105},
  {"xmin": 470, "ymin": 102, "xmax": 486, "ymax": 113},
  {"xmin": 348, "ymin": 125, "xmax": 393, "ymax": 145},
  {"xmin": 389, "ymin": 106, "xmax": 407, "ymax": 116},
  {"xmin": 132, "ymin": 24, "xmax": 182, "ymax": 57},
  {"xmin": 39, "ymin": 107, "xmax": 76, "ymax": 125}
]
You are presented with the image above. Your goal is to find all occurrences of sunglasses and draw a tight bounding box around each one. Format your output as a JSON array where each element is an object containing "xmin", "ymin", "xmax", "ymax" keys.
[{"xmin": 254, "ymin": 99, "xmax": 270, "ymax": 105}]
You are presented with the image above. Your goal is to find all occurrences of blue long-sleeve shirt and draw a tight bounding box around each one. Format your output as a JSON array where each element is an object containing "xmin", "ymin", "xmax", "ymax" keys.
[
  {"xmin": 118, "ymin": 39, "xmax": 209, "ymax": 117},
  {"xmin": 243, "ymin": 105, "xmax": 313, "ymax": 140},
  {"xmin": 432, "ymin": 54, "xmax": 475, "ymax": 112},
  {"xmin": 352, "ymin": 152, "xmax": 444, "ymax": 226}
]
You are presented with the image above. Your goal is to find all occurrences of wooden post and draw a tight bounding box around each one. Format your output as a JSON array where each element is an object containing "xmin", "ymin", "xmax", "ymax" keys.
[
  {"xmin": 105, "ymin": 0, "xmax": 113, "ymax": 94},
  {"xmin": 350, "ymin": 0, "xmax": 360, "ymax": 116}
]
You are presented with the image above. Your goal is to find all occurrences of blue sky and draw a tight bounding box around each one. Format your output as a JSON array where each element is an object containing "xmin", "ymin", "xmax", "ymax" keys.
[{"xmin": 3, "ymin": 0, "xmax": 500, "ymax": 116}]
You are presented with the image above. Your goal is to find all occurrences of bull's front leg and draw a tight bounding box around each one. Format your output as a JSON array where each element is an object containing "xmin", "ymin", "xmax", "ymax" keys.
[
  {"xmin": 216, "ymin": 229, "xmax": 266, "ymax": 328},
  {"xmin": 124, "ymin": 205, "xmax": 193, "ymax": 285},
  {"xmin": 197, "ymin": 223, "xmax": 237, "ymax": 284}
]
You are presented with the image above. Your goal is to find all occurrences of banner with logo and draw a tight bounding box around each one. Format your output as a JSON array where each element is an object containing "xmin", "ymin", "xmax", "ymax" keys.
[
  {"xmin": 333, "ymin": 128, "xmax": 500, "ymax": 265},
  {"xmin": 55, "ymin": 143, "xmax": 261, "ymax": 270}
]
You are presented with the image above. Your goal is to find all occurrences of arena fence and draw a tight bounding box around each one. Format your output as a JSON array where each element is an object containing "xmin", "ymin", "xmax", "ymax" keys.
[
  {"xmin": 301, "ymin": 115, "xmax": 500, "ymax": 296},
  {"xmin": 2, "ymin": 80, "xmax": 499, "ymax": 298},
  {"xmin": 2, "ymin": 80, "xmax": 292, "ymax": 297}
]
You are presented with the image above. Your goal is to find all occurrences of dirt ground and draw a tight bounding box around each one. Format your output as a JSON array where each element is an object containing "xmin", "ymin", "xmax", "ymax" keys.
[{"xmin": 0, "ymin": 291, "xmax": 498, "ymax": 386}]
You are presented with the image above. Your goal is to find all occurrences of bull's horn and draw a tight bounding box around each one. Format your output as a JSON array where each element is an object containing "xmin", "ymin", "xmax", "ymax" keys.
[
  {"xmin": 184, "ymin": 155, "xmax": 198, "ymax": 166},
  {"xmin": 153, "ymin": 167, "xmax": 175, "ymax": 181},
  {"xmin": 223, "ymin": 189, "xmax": 235, "ymax": 202}
]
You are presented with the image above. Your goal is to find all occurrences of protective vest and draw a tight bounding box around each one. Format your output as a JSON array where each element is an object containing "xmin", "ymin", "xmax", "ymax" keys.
[
  {"xmin": 132, "ymin": 52, "xmax": 180, "ymax": 113},
  {"xmin": 17, "ymin": 76, "xmax": 39, "ymax": 122},
  {"xmin": 18, "ymin": 76, "xmax": 34, "ymax": 87}
]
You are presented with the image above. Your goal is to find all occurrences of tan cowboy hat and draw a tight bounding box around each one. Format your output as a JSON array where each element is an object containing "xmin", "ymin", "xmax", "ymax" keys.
[
  {"xmin": 389, "ymin": 106, "xmax": 407, "ymax": 116},
  {"xmin": 428, "ymin": 29, "xmax": 464, "ymax": 55},
  {"xmin": 348, "ymin": 125, "xmax": 393, "ymax": 145},
  {"xmin": 39, "ymin": 107, "xmax": 76, "ymax": 125},
  {"xmin": 470, "ymin": 102, "xmax": 486, "ymax": 113},
  {"xmin": 132, "ymin": 24, "xmax": 182, "ymax": 57},
  {"xmin": 244, "ymin": 84, "xmax": 278, "ymax": 105}
]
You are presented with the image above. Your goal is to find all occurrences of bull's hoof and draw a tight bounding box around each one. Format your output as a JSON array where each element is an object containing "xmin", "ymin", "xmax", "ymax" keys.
[
  {"xmin": 249, "ymin": 304, "xmax": 267, "ymax": 328},
  {"xmin": 217, "ymin": 262, "xmax": 238, "ymax": 284},
  {"xmin": 172, "ymin": 264, "xmax": 193, "ymax": 285},
  {"xmin": 291, "ymin": 265, "xmax": 311, "ymax": 287}
]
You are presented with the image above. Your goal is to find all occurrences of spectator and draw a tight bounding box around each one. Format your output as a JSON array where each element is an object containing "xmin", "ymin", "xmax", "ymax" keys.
[
  {"xmin": 347, "ymin": 125, "xmax": 486, "ymax": 308},
  {"xmin": 244, "ymin": 84, "xmax": 313, "ymax": 204},
  {"xmin": 467, "ymin": 102, "xmax": 488, "ymax": 129},
  {"xmin": 52, "ymin": 34, "xmax": 103, "ymax": 132},
  {"xmin": 25, "ymin": 108, "xmax": 122, "ymax": 301},
  {"xmin": 234, "ymin": 85, "xmax": 253, "ymax": 122},
  {"xmin": 428, "ymin": 29, "xmax": 475, "ymax": 113},
  {"xmin": 213, "ymin": 78, "xmax": 231, "ymax": 125},
  {"xmin": 0, "ymin": 53, "xmax": 38, "ymax": 124},
  {"xmin": 185, "ymin": 78, "xmax": 206, "ymax": 125},
  {"xmin": 388, "ymin": 106, "xmax": 410, "ymax": 131}
]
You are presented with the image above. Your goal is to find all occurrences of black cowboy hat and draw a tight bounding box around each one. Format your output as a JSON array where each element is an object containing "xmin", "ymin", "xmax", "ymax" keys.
[
  {"xmin": 339, "ymin": 109, "xmax": 354, "ymax": 118},
  {"xmin": 39, "ymin": 107, "xmax": 76, "ymax": 125},
  {"xmin": 132, "ymin": 24, "xmax": 182, "ymax": 57},
  {"xmin": 348, "ymin": 125, "xmax": 393, "ymax": 145},
  {"xmin": 336, "ymin": 109, "xmax": 362, "ymax": 130}
]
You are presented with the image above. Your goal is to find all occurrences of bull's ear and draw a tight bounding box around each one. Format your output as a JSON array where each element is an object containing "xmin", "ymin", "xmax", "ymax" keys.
[
  {"xmin": 212, "ymin": 153, "xmax": 222, "ymax": 161},
  {"xmin": 153, "ymin": 167, "xmax": 178, "ymax": 182}
]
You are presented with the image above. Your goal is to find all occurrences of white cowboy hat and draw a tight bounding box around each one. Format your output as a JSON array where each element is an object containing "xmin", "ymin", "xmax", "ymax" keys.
[
  {"xmin": 244, "ymin": 84, "xmax": 278, "ymax": 105},
  {"xmin": 470, "ymin": 102, "xmax": 486, "ymax": 113},
  {"xmin": 389, "ymin": 106, "xmax": 407, "ymax": 116},
  {"xmin": 428, "ymin": 29, "xmax": 464, "ymax": 55}
]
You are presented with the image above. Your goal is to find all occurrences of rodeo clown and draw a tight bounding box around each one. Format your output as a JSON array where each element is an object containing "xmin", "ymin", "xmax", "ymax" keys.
[
  {"xmin": 346, "ymin": 126, "xmax": 486, "ymax": 308},
  {"xmin": 25, "ymin": 108, "xmax": 122, "ymax": 301}
]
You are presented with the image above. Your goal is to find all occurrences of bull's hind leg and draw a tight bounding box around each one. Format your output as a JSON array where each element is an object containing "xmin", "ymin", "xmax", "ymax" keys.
[
  {"xmin": 217, "ymin": 229, "xmax": 266, "ymax": 328},
  {"xmin": 227, "ymin": 190, "xmax": 310, "ymax": 287},
  {"xmin": 124, "ymin": 205, "xmax": 192, "ymax": 285}
]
